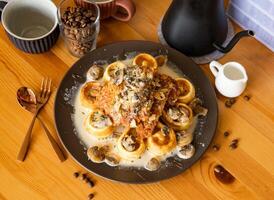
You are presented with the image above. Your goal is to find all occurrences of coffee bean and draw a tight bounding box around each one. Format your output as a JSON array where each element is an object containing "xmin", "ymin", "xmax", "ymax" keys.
[
  {"xmin": 73, "ymin": 172, "xmax": 80, "ymax": 178},
  {"xmin": 225, "ymin": 98, "xmax": 236, "ymax": 108},
  {"xmin": 85, "ymin": 12, "xmax": 92, "ymax": 18},
  {"xmin": 87, "ymin": 179, "xmax": 94, "ymax": 188},
  {"xmin": 76, "ymin": 34, "xmax": 81, "ymax": 40},
  {"xmin": 84, "ymin": 177, "xmax": 90, "ymax": 183},
  {"xmin": 231, "ymin": 139, "xmax": 239, "ymax": 144},
  {"xmin": 212, "ymin": 144, "xmax": 220, "ymax": 151},
  {"xmin": 229, "ymin": 142, "xmax": 237, "ymax": 150},
  {"xmin": 225, "ymin": 100, "xmax": 232, "ymax": 108},
  {"xmin": 88, "ymin": 193, "xmax": 94, "ymax": 200},
  {"xmin": 229, "ymin": 98, "xmax": 236, "ymax": 104},
  {"xmin": 72, "ymin": 22, "xmax": 78, "ymax": 27},
  {"xmin": 224, "ymin": 131, "xmax": 230, "ymax": 137},
  {"xmin": 75, "ymin": 16, "xmax": 81, "ymax": 22},
  {"xmin": 244, "ymin": 95, "xmax": 251, "ymax": 101},
  {"xmin": 81, "ymin": 173, "xmax": 87, "ymax": 180}
]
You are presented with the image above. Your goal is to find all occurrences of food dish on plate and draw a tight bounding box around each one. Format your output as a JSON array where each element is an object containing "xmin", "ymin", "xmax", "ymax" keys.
[{"xmin": 74, "ymin": 53, "xmax": 208, "ymax": 171}]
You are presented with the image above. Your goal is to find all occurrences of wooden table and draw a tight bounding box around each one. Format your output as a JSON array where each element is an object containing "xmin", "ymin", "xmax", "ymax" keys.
[{"xmin": 1, "ymin": 0, "xmax": 274, "ymax": 199}]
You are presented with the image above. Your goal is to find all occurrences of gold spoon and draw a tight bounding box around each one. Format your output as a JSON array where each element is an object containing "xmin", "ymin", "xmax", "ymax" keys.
[{"xmin": 17, "ymin": 87, "xmax": 66, "ymax": 162}]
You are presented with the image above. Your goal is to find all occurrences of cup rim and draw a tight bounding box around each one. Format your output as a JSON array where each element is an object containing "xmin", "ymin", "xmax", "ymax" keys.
[
  {"xmin": 223, "ymin": 62, "xmax": 248, "ymax": 81},
  {"xmin": 1, "ymin": 0, "xmax": 58, "ymax": 41},
  {"xmin": 92, "ymin": 0, "xmax": 114, "ymax": 4},
  {"xmin": 57, "ymin": 0, "xmax": 100, "ymax": 27}
]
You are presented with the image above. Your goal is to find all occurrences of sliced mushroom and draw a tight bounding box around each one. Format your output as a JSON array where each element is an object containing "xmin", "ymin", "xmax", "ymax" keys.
[
  {"xmin": 177, "ymin": 144, "xmax": 195, "ymax": 159},
  {"xmin": 189, "ymin": 98, "xmax": 208, "ymax": 117},
  {"xmin": 90, "ymin": 112, "xmax": 112, "ymax": 129},
  {"xmin": 145, "ymin": 157, "xmax": 160, "ymax": 171},
  {"xmin": 87, "ymin": 146, "xmax": 105, "ymax": 163},
  {"xmin": 121, "ymin": 135, "xmax": 138, "ymax": 152},
  {"xmin": 110, "ymin": 68, "xmax": 124, "ymax": 85},
  {"xmin": 179, "ymin": 106, "xmax": 190, "ymax": 117},
  {"xmin": 167, "ymin": 107, "xmax": 182, "ymax": 120},
  {"xmin": 87, "ymin": 65, "xmax": 103, "ymax": 81},
  {"xmin": 161, "ymin": 126, "xmax": 170, "ymax": 136},
  {"xmin": 189, "ymin": 98, "xmax": 203, "ymax": 109},
  {"xmin": 178, "ymin": 115, "xmax": 190, "ymax": 124},
  {"xmin": 105, "ymin": 154, "xmax": 120, "ymax": 166},
  {"xmin": 176, "ymin": 131, "xmax": 193, "ymax": 146},
  {"xmin": 130, "ymin": 119, "xmax": 137, "ymax": 128},
  {"xmin": 193, "ymin": 105, "xmax": 208, "ymax": 117}
]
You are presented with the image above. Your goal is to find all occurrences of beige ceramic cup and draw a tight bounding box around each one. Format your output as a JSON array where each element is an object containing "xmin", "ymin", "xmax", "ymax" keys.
[{"xmin": 75, "ymin": 0, "xmax": 135, "ymax": 21}]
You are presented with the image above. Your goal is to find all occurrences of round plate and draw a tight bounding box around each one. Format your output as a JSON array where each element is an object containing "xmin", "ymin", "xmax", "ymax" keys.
[{"xmin": 54, "ymin": 41, "xmax": 218, "ymax": 183}]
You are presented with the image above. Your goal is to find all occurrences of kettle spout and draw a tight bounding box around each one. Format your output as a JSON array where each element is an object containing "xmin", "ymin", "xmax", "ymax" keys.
[{"xmin": 213, "ymin": 30, "xmax": 255, "ymax": 53}]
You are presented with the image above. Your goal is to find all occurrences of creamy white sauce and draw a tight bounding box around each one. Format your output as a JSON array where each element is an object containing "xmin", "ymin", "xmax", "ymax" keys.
[{"xmin": 73, "ymin": 60, "xmax": 199, "ymax": 168}]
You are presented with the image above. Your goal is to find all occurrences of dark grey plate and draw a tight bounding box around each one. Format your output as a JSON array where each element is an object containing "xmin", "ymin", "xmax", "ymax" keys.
[{"xmin": 54, "ymin": 40, "xmax": 218, "ymax": 183}]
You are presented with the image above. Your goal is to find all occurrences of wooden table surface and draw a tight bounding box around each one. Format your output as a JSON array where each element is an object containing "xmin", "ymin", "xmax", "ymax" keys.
[{"xmin": 1, "ymin": 0, "xmax": 274, "ymax": 199}]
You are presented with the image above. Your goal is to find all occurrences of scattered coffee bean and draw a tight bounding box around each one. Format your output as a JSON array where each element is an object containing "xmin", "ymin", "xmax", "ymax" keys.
[
  {"xmin": 73, "ymin": 172, "xmax": 80, "ymax": 178},
  {"xmin": 225, "ymin": 98, "xmax": 236, "ymax": 108},
  {"xmin": 224, "ymin": 131, "xmax": 230, "ymax": 137},
  {"xmin": 229, "ymin": 142, "xmax": 238, "ymax": 150},
  {"xmin": 84, "ymin": 177, "xmax": 90, "ymax": 183},
  {"xmin": 212, "ymin": 144, "xmax": 220, "ymax": 151},
  {"xmin": 81, "ymin": 173, "xmax": 87, "ymax": 180},
  {"xmin": 87, "ymin": 179, "xmax": 94, "ymax": 188},
  {"xmin": 243, "ymin": 95, "xmax": 251, "ymax": 101},
  {"xmin": 231, "ymin": 139, "xmax": 239, "ymax": 144},
  {"xmin": 88, "ymin": 193, "xmax": 94, "ymax": 200},
  {"xmin": 225, "ymin": 100, "xmax": 232, "ymax": 108},
  {"xmin": 229, "ymin": 98, "xmax": 236, "ymax": 104}
]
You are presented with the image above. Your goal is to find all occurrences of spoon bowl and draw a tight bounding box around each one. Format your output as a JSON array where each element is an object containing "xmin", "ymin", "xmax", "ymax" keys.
[{"xmin": 16, "ymin": 86, "xmax": 66, "ymax": 162}]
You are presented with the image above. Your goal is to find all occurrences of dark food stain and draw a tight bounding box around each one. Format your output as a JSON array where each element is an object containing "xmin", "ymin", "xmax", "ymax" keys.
[{"xmin": 214, "ymin": 165, "xmax": 235, "ymax": 184}]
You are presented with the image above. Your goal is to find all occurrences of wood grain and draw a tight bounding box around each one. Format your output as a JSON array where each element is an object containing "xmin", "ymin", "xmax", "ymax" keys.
[{"xmin": 0, "ymin": 0, "xmax": 274, "ymax": 199}]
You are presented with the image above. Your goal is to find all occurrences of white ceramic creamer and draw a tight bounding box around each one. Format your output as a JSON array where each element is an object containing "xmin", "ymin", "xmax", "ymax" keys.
[{"xmin": 209, "ymin": 60, "xmax": 248, "ymax": 98}]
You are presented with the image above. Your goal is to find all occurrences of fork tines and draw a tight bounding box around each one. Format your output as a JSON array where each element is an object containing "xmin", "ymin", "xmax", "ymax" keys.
[{"xmin": 40, "ymin": 77, "xmax": 52, "ymax": 98}]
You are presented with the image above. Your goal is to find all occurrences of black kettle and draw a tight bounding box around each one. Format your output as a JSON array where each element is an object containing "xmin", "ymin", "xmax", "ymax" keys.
[{"xmin": 161, "ymin": 0, "xmax": 254, "ymax": 57}]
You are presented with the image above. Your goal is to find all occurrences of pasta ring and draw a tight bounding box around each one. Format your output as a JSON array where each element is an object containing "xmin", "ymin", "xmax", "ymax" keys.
[
  {"xmin": 176, "ymin": 78, "xmax": 195, "ymax": 104},
  {"xmin": 80, "ymin": 82, "xmax": 101, "ymax": 110},
  {"xmin": 162, "ymin": 103, "xmax": 193, "ymax": 131},
  {"xmin": 133, "ymin": 53, "xmax": 158, "ymax": 70},
  {"xmin": 155, "ymin": 55, "xmax": 167, "ymax": 67},
  {"xmin": 147, "ymin": 122, "xmax": 177, "ymax": 156},
  {"xmin": 176, "ymin": 130, "xmax": 194, "ymax": 147},
  {"xmin": 84, "ymin": 110, "xmax": 113, "ymax": 138},
  {"xmin": 103, "ymin": 61, "xmax": 126, "ymax": 83},
  {"xmin": 117, "ymin": 127, "xmax": 145, "ymax": 160}
]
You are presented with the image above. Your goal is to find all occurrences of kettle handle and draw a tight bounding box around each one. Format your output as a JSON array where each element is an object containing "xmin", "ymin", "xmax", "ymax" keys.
[{"xmin": 213, "ymin": 30, "xmax": 255, "ymax": 53}]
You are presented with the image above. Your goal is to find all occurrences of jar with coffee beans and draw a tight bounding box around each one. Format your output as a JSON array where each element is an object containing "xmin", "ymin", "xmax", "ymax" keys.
[{"xmin": 58, "ymin": 0, "xmax": 100, "ymax": 57}]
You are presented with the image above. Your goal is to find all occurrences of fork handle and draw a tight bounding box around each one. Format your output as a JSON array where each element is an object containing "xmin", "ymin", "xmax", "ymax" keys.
[
  {"xmin": 17, "ymin": 113, "xmax": 37, "ymax": 161},
  {"xmin": 38, "ymin": 117, "xmax": 66, "ymax": 162}
]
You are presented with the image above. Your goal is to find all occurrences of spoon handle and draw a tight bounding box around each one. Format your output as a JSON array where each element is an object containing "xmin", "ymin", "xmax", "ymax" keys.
[
  {"xmin": 38, "ymin": 117, "xmax": 66, "ymax": 162},
  {"xmin": 17, "ymin": 114, "xmax": 37, "ymax": 161}
]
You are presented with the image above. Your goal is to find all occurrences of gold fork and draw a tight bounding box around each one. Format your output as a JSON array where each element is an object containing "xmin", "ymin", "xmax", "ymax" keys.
[{"xmin": 17, "ymin": 78, "xmax": 61, "ymax": 161}]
